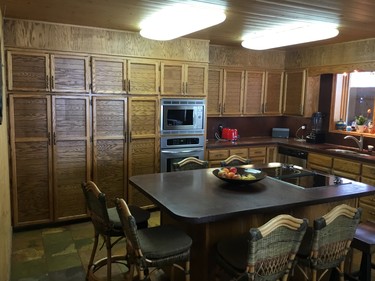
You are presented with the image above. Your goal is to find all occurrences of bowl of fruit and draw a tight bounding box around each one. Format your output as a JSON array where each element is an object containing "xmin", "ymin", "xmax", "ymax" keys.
[{"xmin": 212, "ymin": 167, "xmax": 267, "ymax": 185}]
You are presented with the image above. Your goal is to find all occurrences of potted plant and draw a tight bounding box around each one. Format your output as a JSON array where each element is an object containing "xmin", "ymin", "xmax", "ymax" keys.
[{"xmin": 355, "ymin": 115, "xmax": 367, "ymax": 132}]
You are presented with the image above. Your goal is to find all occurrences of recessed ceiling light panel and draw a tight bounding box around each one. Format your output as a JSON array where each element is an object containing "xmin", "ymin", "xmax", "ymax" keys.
[
  {"xmin": 140, "ymin": 2, "xmax": 226, "ymax": 41},
  {"xmin": 242, "ymin": 22, "xmax": 339, "ymax": 50}
]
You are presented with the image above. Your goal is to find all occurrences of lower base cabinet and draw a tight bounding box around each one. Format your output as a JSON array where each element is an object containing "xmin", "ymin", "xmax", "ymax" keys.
[{"xmin": 206, "ymin": 145, "xmax": 277, "ymax": 168}]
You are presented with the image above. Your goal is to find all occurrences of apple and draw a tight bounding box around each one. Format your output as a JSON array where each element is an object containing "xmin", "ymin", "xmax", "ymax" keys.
[
  {"xmin": 229, "ymin": 167, "xmax": 237, "ymax": 174},
  {"xmin": 232, "ymin": 174, "xmax": 241, "ymax": 180},
  {"xmin": 227, "ymin": 172, "xmax": 235, "ymax": 179}
]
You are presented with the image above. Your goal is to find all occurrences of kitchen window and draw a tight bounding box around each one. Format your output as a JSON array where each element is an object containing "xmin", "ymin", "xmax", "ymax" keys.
[{"xmin": 332, "ymin": 71, "xmax": 375, "ymax": 136}]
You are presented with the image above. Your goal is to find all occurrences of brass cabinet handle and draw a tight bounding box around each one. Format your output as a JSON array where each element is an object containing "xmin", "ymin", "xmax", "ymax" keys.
[
  {"xmin": 128, "ymin": 80, "xmax": 131, "ymax": 93},
  {"xmin": 53, "ymin": 132, "xmax": 56, "ymax": 145},
  {"xmin": 48, "ymin": 132, "xmax": 51, "ymax": 145},
  {"xmin": 46, "ymin": 75, "xmax": 49, "ymax": 89}
]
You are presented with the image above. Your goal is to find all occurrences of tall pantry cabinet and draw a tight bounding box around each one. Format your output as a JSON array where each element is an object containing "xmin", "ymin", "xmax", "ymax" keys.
[{"xmin": 7, "ymin": 49, "xmax": 160, "ymax": 227}]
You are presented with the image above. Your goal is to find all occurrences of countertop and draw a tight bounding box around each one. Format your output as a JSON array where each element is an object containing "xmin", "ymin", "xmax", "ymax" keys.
[
  {"xmin": 206, "ymin": 137, "xmax": 375, "ymax": 163},
  {"xmin": 129, "ymin": 166, "xmax": 375, "ymax": 224}
]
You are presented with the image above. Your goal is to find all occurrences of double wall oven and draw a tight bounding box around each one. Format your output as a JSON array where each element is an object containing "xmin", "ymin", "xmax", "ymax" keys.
[{"xmin": 160, "ymin": 98, "xmax": 206, "ymax": 172}]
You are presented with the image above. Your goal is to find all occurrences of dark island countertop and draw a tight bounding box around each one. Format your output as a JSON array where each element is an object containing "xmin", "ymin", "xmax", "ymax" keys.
[
  {"xmin": 206, "ymin": 137, "xmax": 375, "ymax": 163},
  {"xmin": 130, "ymin": 167, "xmax": 375, "ymax": 224}
]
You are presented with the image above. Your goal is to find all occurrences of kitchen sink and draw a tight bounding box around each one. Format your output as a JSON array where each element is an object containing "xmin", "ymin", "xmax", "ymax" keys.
[{"xmin": 325, "ymin": 148, "xmax": 370, "ymax": 157}]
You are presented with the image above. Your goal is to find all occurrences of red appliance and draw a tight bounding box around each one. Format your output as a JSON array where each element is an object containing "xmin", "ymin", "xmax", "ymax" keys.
[{"xmin": 222, "ymin": 128, "xmax": 238, "ymax": 141}]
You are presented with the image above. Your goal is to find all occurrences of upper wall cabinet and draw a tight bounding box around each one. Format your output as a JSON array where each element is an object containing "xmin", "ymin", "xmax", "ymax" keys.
[
  {"xmin": 222, "ymin": 69, "xmax": 244, "ymax": 115},
  {"xmin": 243, "ymin": 71, "xmax": 265, "ymax": 115},
  {"xmin": 161, "ymin": 61, "xmax": 207, "ymax": 96},
  {"xmin": 91, "ymin": 56, "xmax": 159, "ymax": 95},
  {"xmin": 7, "ymin": 51, "xmax": 90, "ymax": 93},
  {"xmin": 207, "ymin": 68, "xmax": 223, "ymax": 115},
  {"xmin": 263, "ymin": 70, "xmax": 284, "ymax": 115},
  {"xmin": 283, "ymin": 69, "xmax": 307, "ymax": 116}
]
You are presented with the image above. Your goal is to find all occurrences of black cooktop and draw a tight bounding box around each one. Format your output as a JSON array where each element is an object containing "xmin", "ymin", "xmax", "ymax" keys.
[{"xmin": 256, "ymin": 163, "xmax": 352, "ymax": 189}]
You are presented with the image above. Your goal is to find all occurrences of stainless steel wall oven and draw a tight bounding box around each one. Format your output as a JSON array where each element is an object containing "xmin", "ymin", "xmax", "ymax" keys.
[{"xmin": 160, "ymin": 135, "xmax": 205, "ymax": 172}]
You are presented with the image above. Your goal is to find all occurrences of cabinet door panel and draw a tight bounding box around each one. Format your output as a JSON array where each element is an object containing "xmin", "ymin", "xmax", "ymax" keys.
[
  {"xmin": 93, "ymin": 97, "xmax": 127, "ymax": 206},
  {"xmin": 53, "ymin": 96, "xmax": 90, "ymax": 220},
  {"xmin": 264, "ymin": 71, "xmax": 283, "ymax": 115},
  {"xmin": 9, "ymin": 95, "xmax": 53, "ymax": 226},
  {"xmin": 186, "ymin": 64, "xmax": 207, "ymax": 96},
  {"xmin": 161, "ymin": 63, "xmax": 184, "ymax": 95},
  {"xmin": 51, "ymin": 55, "xmax": 89, "ymax": 92},
  {"xmin": 243, "ymin": 71, "xmax": 264, "ymax": 115},
  {"xmin": 283, "ymin": 70, "xmax": 306, "ymax": 116},
  {"xmin": 128, "ymin": 59, "xmax": 159, "ymax": 95},
  {"xmin": 92, "ymin": 57, "xmax": 126, "ymax": 93},
  {"xmin": 207, "ymin": 68, "xmax": 223, "ymax": 115},
  {"xmin": 223, "ymin": 70, "xmax": 243, "ymax": 115},
  {"xmin": 8, "ymin": 51, "xmax": 49, "ymax": 91}
]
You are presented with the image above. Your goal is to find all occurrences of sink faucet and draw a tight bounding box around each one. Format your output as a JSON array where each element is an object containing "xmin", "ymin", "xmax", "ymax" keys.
[{"xmin": 344, "ymin": 135, "xmax": 364, "ymax": 151}]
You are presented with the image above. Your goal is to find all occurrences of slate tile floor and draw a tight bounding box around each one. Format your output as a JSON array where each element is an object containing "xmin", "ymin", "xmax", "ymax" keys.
[{"xmin": 11, "ymin": 211, "xmax": 161, "ymax": 281}]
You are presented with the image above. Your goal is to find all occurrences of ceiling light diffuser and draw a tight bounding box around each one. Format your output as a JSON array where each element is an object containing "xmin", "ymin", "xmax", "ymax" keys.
[
  {"xmin": 241, "ymin": 22, "xmax": 339, "ymax": 50},
  {"xmin": 140, "ymin": 2, "xmax": 226, "ymax": 41}
]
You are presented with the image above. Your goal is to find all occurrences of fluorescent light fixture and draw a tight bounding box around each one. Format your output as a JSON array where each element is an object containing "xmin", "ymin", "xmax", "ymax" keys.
[
  {"xmin": 140, "ymin": 2, "xmax": 226, "ymax": 41},
  {"xmin": 241, "ymin": 22, "xmax": 339, "ymax": 50}
]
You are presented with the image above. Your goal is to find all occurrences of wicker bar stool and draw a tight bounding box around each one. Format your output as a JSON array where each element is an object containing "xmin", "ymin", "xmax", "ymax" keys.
[
  {"xmin": 172, "ymin": 156, "xmax": 208, "ymax": 171},
  {"xmin": 295, "ymin": 204, "xmax": 362, "ymax": 281},
  {"xmin": 214, "ymin": 214, "xmax": 308, "ymax": 281},
  {"xmin": 220, "ymin": 155, "xmax": 252, "ymax": 167},
  {"xmin": 81, "ymin": 181, "xmax": 150, "ymax": 281},
  {"xmin": 115, "ymin": 197, "xmax": 192, "ymax": 281}
]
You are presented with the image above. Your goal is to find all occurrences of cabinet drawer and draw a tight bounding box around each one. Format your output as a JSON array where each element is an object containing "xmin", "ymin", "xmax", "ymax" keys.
[
  {"xmin": 208, "ymin": 149, "xmax": 229, "ymax": 161},
  {"xmin": 362, "ymin": 164, "xmax": 375, "ymax": 180},
  {"xmin": 358, "ymin": 202, "xmax": 375, "ymax": 223},
  {"xmin": 359, "ymin": 194, "xmax": 375, "ymax": 207},
  {"xmin": 308, "ymin": 153, "xmax": 332, "ymax": 168},
  {"xmin": 332, "ymin": 158, "xmax": 361, "ymax": 174},
  {"xmin": 362, "ymin": 176, "xmax": 375, "ymax": 186},
  {"xmin": 249, "ymin": 147, "xmax": 266, "ymax": 157},
  {"xmin": 229, "ymin": 148, "xmax": 248, "ymax": 158}
]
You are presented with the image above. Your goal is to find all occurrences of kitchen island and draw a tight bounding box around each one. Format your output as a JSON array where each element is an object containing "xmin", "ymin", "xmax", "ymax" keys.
[{"xmin": 129, "ymin": 165, "xmax": 375, "ymax": 281}]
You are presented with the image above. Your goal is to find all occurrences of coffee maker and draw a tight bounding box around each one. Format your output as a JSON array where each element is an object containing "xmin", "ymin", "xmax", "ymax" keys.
[{"xmin": 306, "ymin": 112, "xmax": 326, "ymax": 143}]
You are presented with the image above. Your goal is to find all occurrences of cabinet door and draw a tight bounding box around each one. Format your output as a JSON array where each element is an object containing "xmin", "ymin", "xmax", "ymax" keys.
[
  {"xmin": 9, "ymin": 95, "xmax": 53, "ymax": 226},
  {"xmin": 52, "ymin": 96, "xmax": 90, "ymax": 221},
  {"xmin": 92, "ymin": 57, "xmax": 127, "ymax": 94},
  {"xmin": 92, "ymin": 96, "xmax": 127, "ymax": 207},
  {"xmin": 207, "ymin": 68, "xmax": 223, "ymax": 116},
  {"xmin": 128, "ymin": 59, "xmax": 159, "ymax": 95},
  {"xmin": 243, "ymin": 71, "xmax": 265, "ymax": 115},
  {"xmin": 185, "ymin": 63, "xmax": 207, "ymax": 96},
  {"xmin": 51, "ymin": 54, "xmax": 90, "ymax": 93},
  {"xmin": 161, "ymin": 62, "xmax": 184, "ymax": 95},
  {"xmin": 222, "ymin": 69, "xmax": 243, "ymax": 115},
  {"xmin": 283, "ymin": 69, "xmax": 306, "ymax": 116},
  {"xmin": 128, "ymin": 97, "xmax": 159, "ymax": 208},
  {"xmin": 7, "ymin": 51, "xmax": 49, "ymax": 91},
  {"xmin": 264, "ymin": 70, "xmax": 283, "ymax": 115}
]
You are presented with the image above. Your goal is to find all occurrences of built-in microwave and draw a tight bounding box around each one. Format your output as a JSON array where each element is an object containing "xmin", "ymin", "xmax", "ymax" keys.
[{"xmin": 161, "ymin": 98, "xmax": 205, "ymax": 135}]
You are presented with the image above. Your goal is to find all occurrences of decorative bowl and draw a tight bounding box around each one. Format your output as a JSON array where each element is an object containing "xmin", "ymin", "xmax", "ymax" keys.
[{"xmin": 212, "ymin": 167, "xmax": 267, "ymax": 185}]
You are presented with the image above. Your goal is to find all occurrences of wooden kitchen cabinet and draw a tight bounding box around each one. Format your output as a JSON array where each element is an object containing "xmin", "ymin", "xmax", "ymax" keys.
[
  {"xmin": 222, "ymin": 69, "xmax": 244, "ymax": 115},
  {"xmin": 307, "ymin": 152, "xmax": 333, "ymax": 174},
  {"xmin": 249, "ymin": 146, "xmax": 267, "ymax": 164},
  {"xmin": 128, "ymin": 97, "xmax": 159, "ymax": 208},
  {"xmin": 283, "ymin": 69, "xmax": 306, "ymax": 116},
  {"xmin": 9, "ymin": 94, "xmax": 90, "ymax": 226},
  {"xmin": 91, "ymin": 56, "xmax": 159, "ymax": 95},
  {"xmin": 360, "ymin": 164, "xmax": 375, "ymax": 222},
  {"xmin": 160, "ymin": 61, "xmax": 207, "ymax": 96},
  {"xmin": 92, "ymin": 96, "xmax": 128, "ymax": 208},
  {"xmin": 7, "ymin": 50, "xmax": 90, "ymax": 93},
  {"xmin": 263, "ymin": 70, "xmax": 284, "ymax": 115},
  {"xmin": 243, "ymin": 71, "xmax": 265, "ymax": 115},
  {"xmin": 332, "ymin": 157, "xmax": 361, "ymax": 181},
  {"xmin": 207, "ymin": 68, "xmax": 223, "ymax": 115}
]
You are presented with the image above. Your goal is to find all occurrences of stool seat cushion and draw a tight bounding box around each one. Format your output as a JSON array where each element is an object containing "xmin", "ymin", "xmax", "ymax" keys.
[
  {"xmin": 138, "ymin": 225, "xmax": 192, "ymax": 259},
  {"xmin": 108, "ymin": 205, "xmax": 150, "ymax": 229}
]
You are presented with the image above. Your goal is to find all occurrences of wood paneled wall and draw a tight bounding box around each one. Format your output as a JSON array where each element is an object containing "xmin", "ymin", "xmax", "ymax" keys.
[
  {"xmin": 209, "ymin": 45, "xmax": 285, "ymax": 69},
  {"xmin": 0, "ymin": 13, "xmax": 12, "ymax": 281},
  {"xmin": 285, "ymin": 38, "xmax": 375, "ymax": 75},
  {"xmin": 3, "ymin": 19, "xmax": 209, "ymax": 62}
]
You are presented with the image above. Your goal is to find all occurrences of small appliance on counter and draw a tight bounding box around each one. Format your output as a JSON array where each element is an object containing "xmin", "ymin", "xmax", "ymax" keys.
[
  {"xmin": 215, "ymin": 125, "xmax": 238, "ymax": 141},
  {"xmin": 272, "ymin": 128, "xmax": 289, "ymax": 138},
  {"xmin": 306, "ymin": 112, "xmax": 326, "ymax": 144}
]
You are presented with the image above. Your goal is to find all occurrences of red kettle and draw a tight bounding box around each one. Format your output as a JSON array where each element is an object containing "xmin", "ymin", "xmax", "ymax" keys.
[{"xmin": 222, "ymin": 128, "xmax": 238, "ymax": 141}]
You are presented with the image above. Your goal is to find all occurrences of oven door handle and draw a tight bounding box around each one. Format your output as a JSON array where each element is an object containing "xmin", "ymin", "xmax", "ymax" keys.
[{"xmin": 161, "ymin": 148, "xmax": 204, "ymax": 154}]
